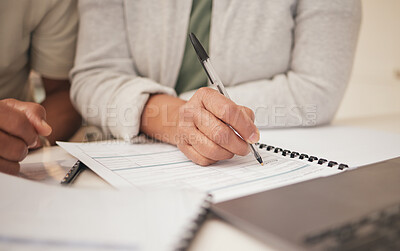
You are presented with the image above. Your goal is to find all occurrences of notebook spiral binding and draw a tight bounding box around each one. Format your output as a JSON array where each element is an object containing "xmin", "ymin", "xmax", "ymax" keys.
[
  {"xmin": 176, "ymin": 194, "xmax": 213, "ymax": 251},
  {"xmin": 255, "ymin": 143, "xmax": 349, "ymax": 170}
]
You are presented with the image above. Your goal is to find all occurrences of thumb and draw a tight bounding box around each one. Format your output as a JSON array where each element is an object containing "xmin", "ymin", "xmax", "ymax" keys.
[{"xmin": 3, "ymin": 99, "xmax": 52, "ymax": 136}]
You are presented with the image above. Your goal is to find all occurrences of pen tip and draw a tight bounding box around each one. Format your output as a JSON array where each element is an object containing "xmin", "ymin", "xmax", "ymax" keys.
[{"xmin": 256, "ymin": 156, "xmax": 264, "ymax": 166}]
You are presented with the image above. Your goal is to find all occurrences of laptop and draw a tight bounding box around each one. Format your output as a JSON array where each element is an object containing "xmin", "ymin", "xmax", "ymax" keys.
[{"xmin": 212, "ymin": 157, "xmax": 400, "ymax": 250}]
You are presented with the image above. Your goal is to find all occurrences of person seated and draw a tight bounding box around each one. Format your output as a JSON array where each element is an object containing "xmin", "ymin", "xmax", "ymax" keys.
[
  {"xmin": 71, "ymin": 0, "xmax": 361, "ymax": 166},
  {"xmin": 0, "ymin": 0, "xmax": 81, "ymax": 174}
]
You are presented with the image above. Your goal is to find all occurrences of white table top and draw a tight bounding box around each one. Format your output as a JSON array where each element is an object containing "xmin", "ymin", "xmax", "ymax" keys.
[{"xmin": 21, "ymin": 113, "xmax": 400, "ymax": 251}]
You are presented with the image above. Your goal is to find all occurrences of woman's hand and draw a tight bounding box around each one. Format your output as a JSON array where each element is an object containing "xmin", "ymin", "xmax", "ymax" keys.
[{"xmin": 141, "ymin": 88, "xmax": 259, "ymax": 166}]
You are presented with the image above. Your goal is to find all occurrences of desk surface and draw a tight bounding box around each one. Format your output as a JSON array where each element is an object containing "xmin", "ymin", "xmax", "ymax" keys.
[{"xmin": 22, "ymin": 113, "xmax": 400, "ymax": 251}]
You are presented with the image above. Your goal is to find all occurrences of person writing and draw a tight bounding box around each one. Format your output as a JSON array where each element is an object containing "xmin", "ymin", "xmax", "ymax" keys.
[
  {"xmin": 0, "ymin": 0, "xmax": 81, "ymax": 174},
  {"xmin": 71, "ymin": 0, "xmax": 361, "ymax": 166}
]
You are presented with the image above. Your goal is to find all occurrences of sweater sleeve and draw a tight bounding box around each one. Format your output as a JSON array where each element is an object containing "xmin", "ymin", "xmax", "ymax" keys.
[
  {"xmin": 193, "ymin": 0, "xmax": 361, "ymax": 129},
  {"xmin": 70, "ymin": 0, "xmax": 176, "ymax": 141}
]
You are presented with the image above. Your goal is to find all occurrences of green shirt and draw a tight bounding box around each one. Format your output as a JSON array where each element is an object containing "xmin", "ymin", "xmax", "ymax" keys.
[{"xmin": 175, "ymin": 0, "xmax": 212, "ymax": 95}]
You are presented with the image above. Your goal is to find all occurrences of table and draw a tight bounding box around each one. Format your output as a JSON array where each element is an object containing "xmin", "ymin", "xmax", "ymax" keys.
[{"xmin": 21, "ymin": 113, "xmax": 400, "ymax": 251}]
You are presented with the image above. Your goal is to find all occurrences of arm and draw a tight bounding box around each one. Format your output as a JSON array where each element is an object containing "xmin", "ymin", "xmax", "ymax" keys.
[
  {"xmin": 70, "ymin": 0, "xmax": 176, "ymax": 140},
  {"xmin": 73, "ymin": 0, "xmax": 259, "ymax": 166},
  {"xmin": 28, "ymin": 0, "xmax": 80, "ymax": 144},
  {"xmin": 41, "ymin": 78, "xmax": 81, "ymax": 145},
  {"xmin": 182, "ymin": 0, "xmax": 362, "ymax": 128}
]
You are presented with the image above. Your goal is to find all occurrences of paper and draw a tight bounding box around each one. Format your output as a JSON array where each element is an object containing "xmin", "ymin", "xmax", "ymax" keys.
[
  {"xmin": 58, "ymin": 141, "xmax": 341, "ymax": 203},
  {"xmin": 19, "ymin": 146, "xmax": 77, "ymax": 184},
  {"xmin": 0, "ymin": 173, "xmax": 207, "ymax": 251},
  {"xmin": 259, "ymin": 125, "xmax": 400, "ymax": 167}
]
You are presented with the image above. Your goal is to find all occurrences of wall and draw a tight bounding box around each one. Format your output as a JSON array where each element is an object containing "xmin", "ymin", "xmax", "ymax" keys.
[{"xmin": 335, "ymin": 0, "xmax": 400, "ymax": 119}]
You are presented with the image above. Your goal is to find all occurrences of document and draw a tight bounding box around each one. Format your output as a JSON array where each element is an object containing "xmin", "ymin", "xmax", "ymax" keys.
[
  {"xmin": 259, "ymin": 126, "xmax": 400, "ymax": 167},
  {"xmin": 58, "ymin": 141, "xmax": 341, "ymax": 203},
  {"xmin": 0, "ymin": 173, "xmax": 207, "ymax": 251}
]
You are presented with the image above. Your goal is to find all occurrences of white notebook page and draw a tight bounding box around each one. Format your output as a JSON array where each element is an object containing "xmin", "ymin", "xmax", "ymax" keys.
[
  {"xmin": 58, "ymin": 141, "xmax": 341, "ymax": 203},
  {"xmin": 0, "ymin": 173, "xmax": 207, "ymax": 251}
]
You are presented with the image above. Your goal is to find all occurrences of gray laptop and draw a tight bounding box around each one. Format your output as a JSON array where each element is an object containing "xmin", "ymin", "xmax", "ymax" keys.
[{"xmin": 212, "ymin": 157, "xmax": 400, "ymax": 251}]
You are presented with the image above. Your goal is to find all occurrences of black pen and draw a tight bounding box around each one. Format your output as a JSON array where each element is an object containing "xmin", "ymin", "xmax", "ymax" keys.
[
  {"xmin": 61, "ymin": 160, "xmax": 86, "ymax": 185},
  {"xmin": 189, "ymin": 33, "xmax": 264, "ymax": 166}
]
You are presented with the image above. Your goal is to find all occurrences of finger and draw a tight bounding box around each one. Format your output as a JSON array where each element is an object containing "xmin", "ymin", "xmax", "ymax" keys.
[
  {"xmin": 240, "ymin": 106, "xmax": 255, "ymax": 122},
  {"xmin": 3, "ymin": 99, "xmax": 52, "ymax": 136},
  {"xmin": 177, "ymin": 141, "xmax": 217, "ymax": 166},
  {"xmin": 29, "ymin": 137, "xmax": 42, "ymax": 150},
  {"xmin": 0, "ymin": 157, "xmax": 20, "ymax": 175},
  {"xmin": 0, "ymin": 131, "xmax": 29, "ymax": 162},
  {"xmin": 184, "ymin": 127, "xmax": 234, "ymax": 161},
  {"xmin": 0, "ymin": 103, "xmax": 38, "ymax": 146},
  {"xmin": 193, "ymin": 107, "xmax": 250, "ymax": 156},
  {"xmin": 196, "ymin": 88, "xmax": 259, "ymax": 144}
]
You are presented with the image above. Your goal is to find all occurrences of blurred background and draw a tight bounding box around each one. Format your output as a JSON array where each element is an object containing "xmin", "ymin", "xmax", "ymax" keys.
[{"xmin": 335, "ymin": 0, "xmax": 400, "ymax": 122}]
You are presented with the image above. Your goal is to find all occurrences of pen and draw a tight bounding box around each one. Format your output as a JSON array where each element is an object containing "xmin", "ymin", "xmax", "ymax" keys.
[
  {"xmin": 189, "ymin": 33, "xmax": 264, "ymax": 166},
  {"xmin": 61, "ymin": 160, "xmax": 86, "ymax": 185}
]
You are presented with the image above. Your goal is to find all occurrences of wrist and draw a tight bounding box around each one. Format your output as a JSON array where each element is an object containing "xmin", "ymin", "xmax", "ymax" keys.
[{"xmin": 140, "ymin": 94, "xmax": 186, "ymax": 145}]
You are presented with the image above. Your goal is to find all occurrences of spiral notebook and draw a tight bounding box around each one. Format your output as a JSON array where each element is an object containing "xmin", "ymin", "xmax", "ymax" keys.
[
  {"xmin": 56, "ymin": 126, "xmax": 400, "ymax": 249},
  {"xmin": 0, "ymin": 172, "xmax": 210, "ymax": 251},
  {"xmin": 57, "ymin": 140, "xmax": 347, "ymax": 203},
  {"xmin": 55, "ymin": 139, "xmax": 362, "ymax": 249}
]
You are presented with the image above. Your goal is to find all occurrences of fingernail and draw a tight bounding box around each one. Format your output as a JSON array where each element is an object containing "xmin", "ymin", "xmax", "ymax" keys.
[
  {"xmin": 41, "ymin": 120, "xmax": 52, "ymax": 135},
  {"xmin": 21, "ymin": 146, "xmax": 28, "ymax": 159},
  {"xmin": 248, "ymin": 129, "xmax": 260, "ymax": 144},
  {"xmin": 28, "ymin": 136, "xmax": 39, "ymax": 148}
]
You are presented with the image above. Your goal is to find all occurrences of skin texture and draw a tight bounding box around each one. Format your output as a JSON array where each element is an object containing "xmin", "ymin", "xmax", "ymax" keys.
[
  {"xmin": 140, "ymin": 87, "xmax": 259, "ymax": 166},
  {"xmin": 0, "ymin": 99, "xmax": 52, "ymax": 175},
  {"xmin": 41, "ymin": 78, "xmax": 81, "ymax": 145},
  {"xmin": 0, "ymin": 78, "xmax": 81, "ymax": 175}
]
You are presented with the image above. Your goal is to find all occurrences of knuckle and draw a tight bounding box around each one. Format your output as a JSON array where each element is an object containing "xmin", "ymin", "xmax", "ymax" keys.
[
  {"xmin": 220, "ymin": 103, "xmax": 236, "ymax": 122},
  {"xmin": 237, "ymin": 144, "xmax": 251, "ymax": 156},
  {"xmin": 11, "ymin": 140, "xmax": 28, "ymax": 161},
  {"xmin": 12, "ymin": 111, "xmax": 27, "ymax": 127},
  {"xmin": 195, "ymin": 87, "xmax": 214, "ymax": 101},
  {"xmin": 2, "ymin": 98, "xmax": 17, "ymax": 106},
  {"xmin": 208, "ymin": 146, "xmax": 232, "ymax": 161},
  {"xmin": 16, "ymin": 121, "xmax": 36, "ymax": 145},
  {"xmin": 202, "ymin": 144, "xmax": 219, "ymax": 160},
  {"xmin": 197, "ymin": 87, "xmax": 210, "ymax": 96},
  {"xmin": 30, "ymin": 103, "xmax": 46, "ymax": 117},
  {"xmin": 212, "ymin": 124, "xmax": 229, "ymax": 144},
  {"xmin": 242, "ymin": 106, "xmax": 255, "ymax": 121}
]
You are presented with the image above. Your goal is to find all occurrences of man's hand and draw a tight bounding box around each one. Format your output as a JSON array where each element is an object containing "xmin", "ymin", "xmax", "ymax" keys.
[
  {"xmin": 0, "ymin": 99, "xmax": 52, "ymax": 175},
  {"xmin": 140, "ymin": 88, "xmax": 259, "ymax": 166}
]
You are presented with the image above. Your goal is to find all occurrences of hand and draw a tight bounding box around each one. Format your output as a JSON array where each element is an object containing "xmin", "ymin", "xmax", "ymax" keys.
[
  {"xmin": 175, "ymin": 88, "xmax": 259, "ymax": 166},
  {"xmin": 0, "ymin": 99, "xmax": 52, "ymax": 175}
]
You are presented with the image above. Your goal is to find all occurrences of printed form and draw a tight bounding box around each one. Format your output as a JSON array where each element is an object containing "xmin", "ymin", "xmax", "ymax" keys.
[{"xmin": 58, "ymin": 142, "xmax": 342, "ymax": 202}]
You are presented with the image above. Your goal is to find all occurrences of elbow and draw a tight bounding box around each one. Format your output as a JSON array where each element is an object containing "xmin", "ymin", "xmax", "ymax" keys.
[
  {"xmin": 289, "ymin": 72, "xmax": 348, "ymax": 127},
  {"xmin": 312, "ymin": 100, "xmax": 338, "ymax": 126},
  {"xmin": 300, "ymin": 89, "xmax": 344, "ymax": 127}
]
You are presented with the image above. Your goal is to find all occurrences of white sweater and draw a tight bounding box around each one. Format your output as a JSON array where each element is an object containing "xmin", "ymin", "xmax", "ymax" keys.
[{"xmin": 71, "ymin": 0, "xmax": 361, "ymax": 140}]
